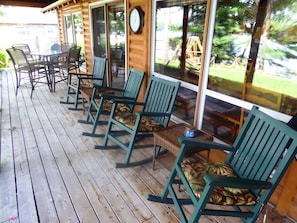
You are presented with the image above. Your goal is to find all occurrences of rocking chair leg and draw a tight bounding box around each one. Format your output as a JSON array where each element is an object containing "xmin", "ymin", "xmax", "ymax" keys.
[{"xmin": 68, "ymin": 89, "xmax": 83, "ymax": 110}]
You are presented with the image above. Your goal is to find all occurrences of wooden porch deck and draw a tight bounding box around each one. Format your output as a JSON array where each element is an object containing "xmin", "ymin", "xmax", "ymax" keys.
[{"xmin": 0, "ymin": 70, "xmax": 295, "ymax": 223}]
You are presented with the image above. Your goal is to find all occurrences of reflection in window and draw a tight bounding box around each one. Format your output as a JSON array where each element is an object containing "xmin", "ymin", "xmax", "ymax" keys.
[
  {"xmin": 154, "ymin": 1, "xmax": 207, "ymax": 125},
  {"xmin": 203, "ymin": 96, "xmax": 243, "ymax": 144},
  {"xmin": 92, "ymin": 7, "xmax": 106, "ymax": 58},
  {"xmin": 108, "ymin": 5, "xmax": 125, "ymax": 77},
  {"xmin": 154, "ymin": 1, "xmax": 207, "ymax": 85},
  {"xmin": 173, "ymin": 87, "xmax": 197, "ymax": 124},
  {"xmin": 205, "ymin": 0, "xmax": 297, "ymax": 143},
  {"xmin": 208, "ymin": 0, "xmax": 297, "ymax": 116}
]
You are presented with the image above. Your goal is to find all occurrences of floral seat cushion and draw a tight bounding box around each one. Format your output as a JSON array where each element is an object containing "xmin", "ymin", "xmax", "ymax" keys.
[
  {"xmin": 181, "ymin": 157, "xmax": 257, "ymax": 206},
  {"xmin": 114, "ymin": 112, "xmax": 164, "ymax": 132},
  {"xmin": 94, "ymin": 99, "xmax": 131, "ymax": 113}
]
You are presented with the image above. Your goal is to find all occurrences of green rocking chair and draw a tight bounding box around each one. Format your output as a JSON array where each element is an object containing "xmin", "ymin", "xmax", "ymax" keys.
[
  {"xmin": 60, "ymin": 56, "xmax": 107, "ymax": 110},
  {"xmin": 95, "ymin": 75, "xmax": 181, "ymax": 168},
  {"xmin": 147, "ymin": 106, "xmax": 297, "ymax": 223},
  {"xmin": 78, "ymin": 67, "xmax": 145, "ymax": 137}
]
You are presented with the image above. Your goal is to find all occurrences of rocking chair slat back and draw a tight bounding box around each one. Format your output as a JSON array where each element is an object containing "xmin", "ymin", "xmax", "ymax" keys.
[
  {"xmin": 143, "ymin": 76, "xmax": 180, "ymax": 127},
  {"xmin": 122, "ymin": 67, "xmax": 145, "ymax": 103},
  {"xmin": 228, "ymin": 107, "xmax": 296, "ymax": 196},
  {"xmin": 92, "ymin": 57, "xmax": 107, "ymax": 86}
]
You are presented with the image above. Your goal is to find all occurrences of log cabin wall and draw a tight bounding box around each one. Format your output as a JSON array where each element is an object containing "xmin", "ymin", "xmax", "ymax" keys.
[
  {"xmin": 52, "ymin": 0, "xmax": 297, "ymax": 220},
  {"xmin": 126, "ymin": 0, "xmax": 152, "ymax": 97}
]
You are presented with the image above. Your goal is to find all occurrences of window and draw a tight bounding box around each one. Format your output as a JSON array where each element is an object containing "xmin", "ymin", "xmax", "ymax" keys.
[
  {"xmin": 153, "ymin": 0, "xmax": 297, "ymax": 144},
  {"xmin": 64, "ymin": 13, "xmax": 85, "ymax": 66},
  {"xmin": 204, "ymin": 0, "xmax": 297, "ymax": 143},
  {"xmin": 154, "ymin": 1, "xmax": 207, "ymax": 85},
  {"xmin": 154, "ymin": 0, "xmax": 207, "ymax": 124}
]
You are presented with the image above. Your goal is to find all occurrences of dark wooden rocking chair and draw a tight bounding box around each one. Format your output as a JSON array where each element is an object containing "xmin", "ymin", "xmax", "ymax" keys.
[
  {"xmin": 78, "ymin": 67, "xmax": 145, "ymax": 137},
  {"xmin": 147, "ymin": 106, "xmax": 297, "ymax": 223},
  {"xmin": 95, "ymin": 75, "xmax": 181, "ymax": 168},
  {"xmin": 60, "ymin": 56, "xmax": 107, "ymax": 110}
]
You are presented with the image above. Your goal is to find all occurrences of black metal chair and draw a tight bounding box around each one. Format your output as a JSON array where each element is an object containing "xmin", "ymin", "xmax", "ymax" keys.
[
  {"xmin": 12, "ymin": 43, "xmax": 34, "ymax": 61},
  {"xmin": 6, "ymin": 47, "xmax": 48, "ymax": 98},
  {"xmin": 61, "ymin": 43, "xmax": 76, "ymax": 53}
]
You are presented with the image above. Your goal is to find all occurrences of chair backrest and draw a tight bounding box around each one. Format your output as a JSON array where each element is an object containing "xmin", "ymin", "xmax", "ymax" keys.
[
  {"xmin": 112, "ymin": 48, "xmax": 123, "ymax": 60},
  {"xmin": 122, "ymin": 67, "xmax": 145, "ymax": 109},
  {"xmin": 91, "ymin": 57, "xmax": 107, "ymax": 86},
  {"xmin": 69, "ymin": 46, "xmax": 81, "ymax": 63},
  {"xmin": 68, "ymin": 46, "xmax": 81, "ymax": 71},
  {"xmin": 12, "ymin": 43, "xmax": 31, "ymax": 54},
  {"xmin": 227, "ymin": 106, "xmax": 297, "ymax": 201},
  {"xmin": 142, "ymin": 75, "xmax": 181, "ymax": 127},
  {"xmin": 61, "ymin": 43, "xmax": 76, "ymax": 53},
  {"xmin": 12, "ymin": 43, "xmax": 33, "ymax": 61},
  {"xmin": 6, "ymin": 48, "xmax": 30, "ymax": 71}
]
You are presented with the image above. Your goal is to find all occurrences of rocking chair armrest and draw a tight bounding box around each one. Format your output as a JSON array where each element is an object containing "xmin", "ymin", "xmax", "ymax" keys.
[
  {"xmin": 135, "ymin": 111, "xmax": 170, "ymax": 117},
  {"xmin": 94, "ymin": 85, "xmax": 125, "ymax": 93},
  {"xmin": 109, "ymin": 99, "xmax": 141, "ymax": 111},
  {"xmin": 100, "ymin": 94, "xmax": 135, "ymax": 101},
  {"xmin": 68, "ymin": 72, "xmax": 92, "ymax": 77},
  {"xmin": 204, "ymin": 174, "xmax": 273, "ymax": 190},
  {"xmin": 78, "ymin": 77, "xmax": 104, "ymax": 81},
  {"xmin": 111, "ymin": 100, "xmax": 145, "ymax": 107},
  {"xmin": 179, "ymin": 136, "xmax": 233, "ymax": 152}
]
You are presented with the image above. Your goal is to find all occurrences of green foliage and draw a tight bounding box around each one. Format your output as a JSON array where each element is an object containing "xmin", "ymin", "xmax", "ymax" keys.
[{"xmin": 0, "ymin": 48, "xmax": 7, "ymax": 69}]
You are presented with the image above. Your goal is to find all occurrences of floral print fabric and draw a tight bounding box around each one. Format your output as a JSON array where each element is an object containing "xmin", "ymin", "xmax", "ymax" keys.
[{"xmin": 181, "ymin": 157, "xmax": 257, "ymax": 206}]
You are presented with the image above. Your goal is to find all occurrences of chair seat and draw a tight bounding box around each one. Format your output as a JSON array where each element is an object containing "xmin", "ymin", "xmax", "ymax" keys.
[
  {"xmin": 80, "ymin": 86, "xmax": 95, "ymax": 104},
  {"xmin": 181, "ymin": 157, "xmax": 257, "ymax": 206},
  {"xmin": 114, "ymin": 112, "xmax": 165, "ymax": 132},
  {"xmin": 97, "ymin": 100, "xmax": 131, "ymax": 113},
  {"xmin": 81, "ymin": 88, "xmax": 115, "ymax": 104}
]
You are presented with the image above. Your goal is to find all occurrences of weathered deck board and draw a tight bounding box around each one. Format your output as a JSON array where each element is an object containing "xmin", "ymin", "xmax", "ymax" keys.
[{"xmin": 0, "ymin": 69, "xmax": 295, "ymax": 223}]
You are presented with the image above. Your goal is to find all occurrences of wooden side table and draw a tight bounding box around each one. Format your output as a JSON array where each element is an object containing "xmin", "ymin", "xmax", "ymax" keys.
[{"xmin": 153, "ymin": 123, "xmax": 213, "ymax": 169}]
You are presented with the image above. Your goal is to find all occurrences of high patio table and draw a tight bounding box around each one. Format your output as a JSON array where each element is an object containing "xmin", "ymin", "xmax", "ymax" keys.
[{"xmin": 31, "ymin": 50, "xmax": 67, "ymax": 92}]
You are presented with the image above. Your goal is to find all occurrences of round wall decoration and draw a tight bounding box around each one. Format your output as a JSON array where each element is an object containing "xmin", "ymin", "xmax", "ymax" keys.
[{"xmin": 129, "ymin": 6, "xmax": 144, "ymax": 34}]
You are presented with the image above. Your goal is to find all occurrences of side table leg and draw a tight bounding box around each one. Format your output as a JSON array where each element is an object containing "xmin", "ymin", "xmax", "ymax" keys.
[
  {"xmin": 152, "ymin": 142, "xmax": 160, "ymax": 170},
  {"xmin": 153, "ymin": 144, "xmax": 168, "ymax": 170}
]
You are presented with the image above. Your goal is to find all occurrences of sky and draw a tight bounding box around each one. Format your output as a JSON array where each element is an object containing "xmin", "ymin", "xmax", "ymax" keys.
[
  {"xmin": 0, "ymin": 6, "xmax": 59, "ymax": 51},
  {"xmin": 0, "ymin": 6, "xmax": 57, "ymax": 24}
]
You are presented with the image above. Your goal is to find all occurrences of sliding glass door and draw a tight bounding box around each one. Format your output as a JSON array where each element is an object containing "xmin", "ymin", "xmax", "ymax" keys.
[{"xmin": 91, "ymin": 2, "xmax": 125, "ymax": 87}]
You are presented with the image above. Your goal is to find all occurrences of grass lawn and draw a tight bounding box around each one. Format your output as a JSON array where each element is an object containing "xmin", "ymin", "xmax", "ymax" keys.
[
  {"xmin": 156, "ymin": 60, "xmax": 296, "ymax": 98},
  {"xmin": 209, "ymin": 66, "xmax": 297, "ymax": 98}
]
